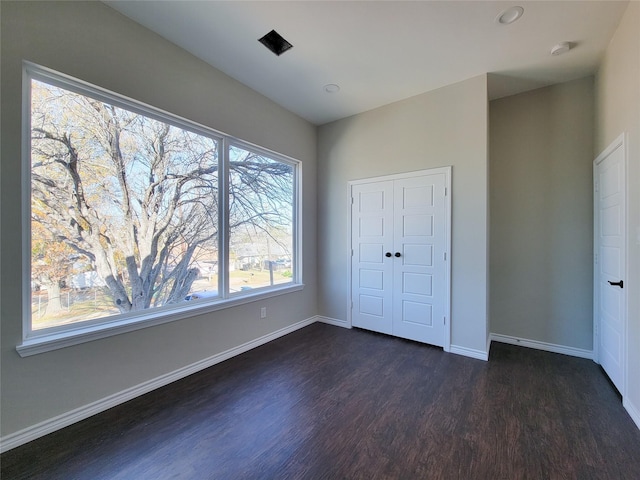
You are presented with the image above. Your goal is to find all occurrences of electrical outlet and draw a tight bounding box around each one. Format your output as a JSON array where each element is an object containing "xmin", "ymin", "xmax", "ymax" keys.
[{"xmin": 260, "ymin": 307, "xmax": 267, "ymax": 319}]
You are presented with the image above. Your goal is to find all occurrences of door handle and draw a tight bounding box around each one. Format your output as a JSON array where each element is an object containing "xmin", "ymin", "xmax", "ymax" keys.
[
  {"xmin": 385, "ymin": 252, "xmax": 392, "ymax": 258},
  {"xmin": 394, "ymin": 252, "xmax": 401, "ymax": 257},
  {"xmin": 608, "ymin": 280, "xmax": 624, "ymax": 288}
]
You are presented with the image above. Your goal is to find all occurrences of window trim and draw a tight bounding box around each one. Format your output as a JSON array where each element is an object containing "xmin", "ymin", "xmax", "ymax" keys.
[
  {"xmin": 19, "ymin": 62, "xmax": 303, "ymax": 356},
  {"xmin": 16, "ymin": 284, "xmax": 304, "ymax": 357}
]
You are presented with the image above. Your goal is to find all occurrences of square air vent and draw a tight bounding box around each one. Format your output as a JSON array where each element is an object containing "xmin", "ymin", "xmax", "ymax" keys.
[{"xmin": 258, "ymin": 30, "xmax": 293, "ymax": 56}]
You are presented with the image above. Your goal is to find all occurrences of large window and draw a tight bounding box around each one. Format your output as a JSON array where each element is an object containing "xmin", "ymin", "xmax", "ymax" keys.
[{"xmin": 24, "ymin": 64, "xmax": 300, "ymax": 343}]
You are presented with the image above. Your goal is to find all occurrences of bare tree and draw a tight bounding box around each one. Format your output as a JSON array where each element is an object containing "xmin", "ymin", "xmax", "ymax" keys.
[{"xmin": 30, "ymin": 80, "xmax": 293, "ymax": 316}]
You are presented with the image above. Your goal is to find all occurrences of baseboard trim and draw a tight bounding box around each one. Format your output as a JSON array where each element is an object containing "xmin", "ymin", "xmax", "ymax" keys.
[
  {"xmin": 624, "ymin": 397, "xmax": 640, "ymax": 431},
  {"xmin": 450, "ymin": 344, "xmax": 489, "ymax": 361},
  {"xmin": 316, "ymin": 316, "xmax": 351, "ymax": 328},
  {"xmin": 0, "ymin": 316, "xmax": 318, "ymax": 454},
  {"xmin": 490, "ymin": 333, "xmax": 593, "ymax": 360}
]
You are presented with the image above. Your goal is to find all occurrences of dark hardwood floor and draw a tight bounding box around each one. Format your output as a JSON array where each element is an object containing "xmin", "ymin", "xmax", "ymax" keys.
[{"xmin": 2, "ymin": 323, "xmax": 640, "ymax": 479}]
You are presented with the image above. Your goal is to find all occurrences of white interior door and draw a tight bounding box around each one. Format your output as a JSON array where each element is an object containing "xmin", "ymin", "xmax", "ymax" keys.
[
  {"xmin": 595, "ymin": 136, "xmax": 626, "ymax": 393},
  {"xmin": 351, "ymin": 181, "xmax": 394, "ymax": 335},
  {"xmin": 392, "ymin": 174, "xmax": 446, "ymax": 346},
  {"xmin": 351, "ymin": 169, "xmax": 449, "ymax": 348}
]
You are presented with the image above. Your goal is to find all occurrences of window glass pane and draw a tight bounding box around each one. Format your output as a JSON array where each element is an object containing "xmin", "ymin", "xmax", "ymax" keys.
[
  {"xmin": 228, "ymin": 145, "xmax": 294, "ymax": 292},
  {"xmin": 30, "ymin": 79, "xmax": 219, "ymax": 330}
]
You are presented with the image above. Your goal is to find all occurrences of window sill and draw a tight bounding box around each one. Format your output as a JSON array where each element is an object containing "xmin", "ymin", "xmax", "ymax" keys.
[{"xmin": 17, "ymin": 284, "xmax": 304, "ymax": 357}]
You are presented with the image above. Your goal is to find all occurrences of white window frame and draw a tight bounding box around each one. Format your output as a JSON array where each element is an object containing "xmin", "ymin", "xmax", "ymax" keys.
[{"xmin": 18, "ymin": 62, "xmax": 303, "ymax": 357}]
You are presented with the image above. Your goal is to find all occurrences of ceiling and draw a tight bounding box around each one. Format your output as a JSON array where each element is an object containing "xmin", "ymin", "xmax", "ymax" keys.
[{"xmin": 104, "ymin": 1, "xmax": 628, "ymax": 126}]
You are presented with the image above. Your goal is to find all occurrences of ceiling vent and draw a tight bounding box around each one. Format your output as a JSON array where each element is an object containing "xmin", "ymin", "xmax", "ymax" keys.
[{"xmin": 258, "ymin": 30, "xmax": 293, "ymax": 56}]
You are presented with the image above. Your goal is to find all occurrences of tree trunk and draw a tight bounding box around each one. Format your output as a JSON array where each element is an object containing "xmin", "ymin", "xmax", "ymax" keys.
[{"xmin": 44, "ymin": 282, "xmax": 62, "ymax": 316}]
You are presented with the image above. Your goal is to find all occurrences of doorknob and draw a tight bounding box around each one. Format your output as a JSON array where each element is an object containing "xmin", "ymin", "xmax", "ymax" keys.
[
  {"xmin": 608, "ymin": 280, "xmax": 624, "ymax": 288},
  {"xmin": 385, "ymin": 252, "xmax": 392, "ymax": 257},
  {"xmin": 394, "ymin": 252, "xmax": 401, "ymax": 257}
]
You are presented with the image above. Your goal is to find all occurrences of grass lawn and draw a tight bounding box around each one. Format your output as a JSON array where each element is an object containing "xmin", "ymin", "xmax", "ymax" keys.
[{"xmin": 31, "ymin": 268, "xmax": 292, "ymax": 330}]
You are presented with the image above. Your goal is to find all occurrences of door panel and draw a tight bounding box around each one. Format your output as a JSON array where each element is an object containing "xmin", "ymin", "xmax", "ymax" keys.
[
  {"xmin": 359, "ymin": 243, "xmax": 385, "ymax": 263},
  {"xmin": 402, "ymin": 272, "xmax": 432, "ymax": 296},
  {"xmin": 402, "ymin": 301, "xmax": 432, "ymax": 326},
  {"xmin": 360, "ymin": 269, "xmax": 384, "ymax": 290},
  {"xmin": 359, "ymin": 295, "xmax": 384, "ymax": 316},
  {"xmin": 403, "ymin": 244, "xmax": 433, "ymax": 266},
  {"xmin": 403, "ymin": 214, "xmax": 432, "ymax": 236}
]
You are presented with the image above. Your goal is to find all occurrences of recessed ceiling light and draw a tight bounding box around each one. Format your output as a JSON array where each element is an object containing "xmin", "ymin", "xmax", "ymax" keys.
[
  {"xmin": 550, "ymin": 42, "xmax": 572, "ymax": 56},
  {"xmin": 324, "ymin": 84, "xmax": 340, "ymax": 94},
  {"xmin": 496, "ymin": 6, "xmax": 524, "ymax": 25},
  {"xmin": 258, "ymin": 29, "xmax": 293, "ymax": 56}
]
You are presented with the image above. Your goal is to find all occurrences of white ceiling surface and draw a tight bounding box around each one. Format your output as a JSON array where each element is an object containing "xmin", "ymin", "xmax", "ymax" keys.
[{"xmin": 105, "ymin": 1, "xmax": 628, "ymax": 125}]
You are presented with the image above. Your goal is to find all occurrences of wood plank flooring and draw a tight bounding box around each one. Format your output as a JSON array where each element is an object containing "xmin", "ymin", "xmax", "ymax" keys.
[{"xmin": 2, "ymin": 323, "xmax": 640, "ymax": 479}]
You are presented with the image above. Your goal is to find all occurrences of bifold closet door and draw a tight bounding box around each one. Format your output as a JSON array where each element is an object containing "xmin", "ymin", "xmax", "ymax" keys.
[{"xmin": 351, "ymin": 173, "xmax": 446, "ymax": 346}]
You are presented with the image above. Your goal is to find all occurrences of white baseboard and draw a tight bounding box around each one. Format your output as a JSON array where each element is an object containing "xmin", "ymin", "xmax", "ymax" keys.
[
  {"xmin": 490, "ymin": 333, "xmax": 593, "ymax": 360},
  {"xmin": 450, "ymin": 344, "xmax": 489, "ymax": 361},
  {"xmin": 0, "ymin": 316, "xmax": 318, "ymax": 454},
  {"xmin": 316, "ymin": 316, "xmax": 351, "ymax": 328},
  {"xmin": 624, "ymin": 397, "xmax": 640, "ymax": 431}
]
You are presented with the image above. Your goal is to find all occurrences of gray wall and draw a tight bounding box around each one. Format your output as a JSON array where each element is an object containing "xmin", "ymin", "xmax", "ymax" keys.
[
  {"xmin": 1, "ymin": 1, "xmax": 317, "ymax": 438},
  {"xmin": 317, "ymin": 75, "xmax": 489, "ymax": 354},
  {"xmin": 595, "ymin": 1, "xmax": 640, "ymax": 420},
  {"xmin": 489, "ymin": 78, "xmax": 595, "ymax": 350}
]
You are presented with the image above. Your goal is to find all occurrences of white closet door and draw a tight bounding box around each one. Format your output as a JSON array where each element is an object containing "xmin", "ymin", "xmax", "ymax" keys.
[
  {"xmin": 350, "ymin": 170, "xmax": 449, "ymax": 347},
  {"xmin": 392, "ymin": 173, "xmax": 446, "ymax": 346},
  {"xmin": 351, "ymin": 180, "xmax": 394, "ymax": 334}
]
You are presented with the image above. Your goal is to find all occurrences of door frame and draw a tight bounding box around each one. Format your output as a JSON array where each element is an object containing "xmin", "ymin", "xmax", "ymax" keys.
[
  {"xmin": 347, "ymin": 166, "xmax": 452, "ymax": 352},
  {"xmin": 593, "ymin": 133, "xmax": 627, "ymax": 395}
]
